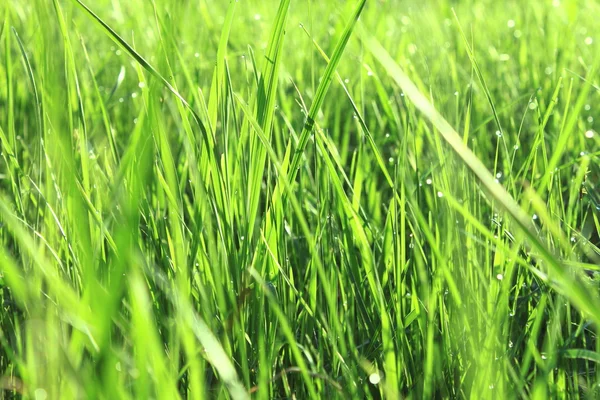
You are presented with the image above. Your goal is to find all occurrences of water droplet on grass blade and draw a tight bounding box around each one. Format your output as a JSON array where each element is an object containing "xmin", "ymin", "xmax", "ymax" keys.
[{"xmin": 369, "ymin": 373, "xmax": 381, "ymax": 385}]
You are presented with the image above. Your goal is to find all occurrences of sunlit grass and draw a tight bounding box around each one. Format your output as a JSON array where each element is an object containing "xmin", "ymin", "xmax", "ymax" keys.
[{"xmin": 2, "ymin": 0, "xmax": 600, "ymax": 398}]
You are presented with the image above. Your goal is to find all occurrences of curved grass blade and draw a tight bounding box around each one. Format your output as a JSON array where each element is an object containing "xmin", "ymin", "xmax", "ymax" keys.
[
  {"xmin": 562, "ymin": 349, "xmax": 600, "ymax": 364},
  {"xmin": 246, "ymin": 0, "xmax": 290, "ymax": 244},
  {"xmin": 69, "ymin": 0, "xmax": 213, "ymax": 149},
  {"xmin": 360, "ymin": 29, "xmax": 600, "ymax": 326},
  {"xmin": 283, "ymin": 0, "xmax": 367, "ymax": 184}
]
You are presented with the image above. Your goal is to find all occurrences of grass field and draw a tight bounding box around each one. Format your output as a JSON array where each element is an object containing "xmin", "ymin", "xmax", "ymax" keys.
[{"xmin": 2, "ymin": 0, "xmax": 600, "ymax": 398}]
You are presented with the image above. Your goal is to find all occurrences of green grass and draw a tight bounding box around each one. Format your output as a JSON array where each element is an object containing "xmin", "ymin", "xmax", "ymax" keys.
[{"xmin": 2, "ymin": 0, "xmax": 600, "ymax": 398}]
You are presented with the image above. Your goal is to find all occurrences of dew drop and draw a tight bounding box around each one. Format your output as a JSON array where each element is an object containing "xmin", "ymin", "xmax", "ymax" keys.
[
  {"xmin": 369, "ymin": 373, "xmax": 381, "ymax": 385},
  {"xmin": 585, "ymin": 130, "xmax": 595, "ymax": 138}
]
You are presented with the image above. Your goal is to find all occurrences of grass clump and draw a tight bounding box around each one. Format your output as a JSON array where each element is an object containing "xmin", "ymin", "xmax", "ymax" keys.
[{"xmin": 2, "ymin": 0, "xmax": 600, "ymax": 398}]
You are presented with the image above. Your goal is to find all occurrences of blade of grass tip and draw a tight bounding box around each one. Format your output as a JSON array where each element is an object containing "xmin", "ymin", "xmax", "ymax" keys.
[
  {"xmin": 78, "ymin": 34, "xmax": 119, "ymax": 164},
  {"xmin": 4, "ymin": 11, "xmax": 16, "ymax": 152},
  {"xmin": 69, "ymin": 0, "xmax": 214, "ymax": 149},
  {"xmin": 451, "ymin": 10, "xmax": 503, "ymax": 136},
  {"xmin": 12, "ymin": 27, "xmax": 45, "ymax": 235},
  {"xmin": 258, "ymin": 0, "xmax": 366, "ymax": 303},
  {"xmin": 300, "ymin": 24, "xmax": 425, "ymax": 275},
  {"xmin": 359, "ymin": 29, "xmax": 600, "ymax": 326},
  {"xmin": 281, "ymin": 0, "xmax": 366, "ymax": 186},
  {"xmin": 564, "ymin": 68, "xmax": 600, "ymax": 92},
  {"xmin": 207, "ymin": 0, "xmax": 237, "ymax": 131},
  {"xmin": 300, "ymin": 24, "xmax": 396, "ymax": 193},
  {"xmin": 247, "ymin": 0, "xmax": 291, "ymax": 245},
  {"xmin": 537, "ymin": 63, "xmax": 597, "ymax": 194},
  {"xmin": 257, "ymin": 0, "xmax": 289, "ymax": 133},
  {"xmin": 11, "ymin": 28, "xmax": 42, "ymax": 133}
]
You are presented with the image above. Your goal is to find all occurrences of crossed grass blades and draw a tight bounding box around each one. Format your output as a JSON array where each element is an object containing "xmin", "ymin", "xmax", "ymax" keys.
[{"xmin": 2, "ymin": 0, "xmax": 600, "ymax": 398}]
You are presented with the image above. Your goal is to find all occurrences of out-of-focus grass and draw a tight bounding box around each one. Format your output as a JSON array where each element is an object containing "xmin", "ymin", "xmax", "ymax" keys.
[{"xmin": 2, "ymin": 0, "xmax": 600, "ymax": 398}]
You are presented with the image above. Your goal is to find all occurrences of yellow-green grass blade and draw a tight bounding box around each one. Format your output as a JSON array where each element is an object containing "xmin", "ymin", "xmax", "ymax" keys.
[{"xmin": 361, "ymin": 29, "xmax": 600, "ymax": 326}]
